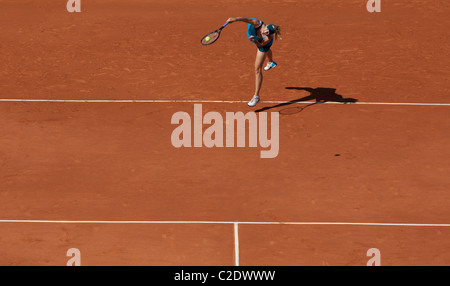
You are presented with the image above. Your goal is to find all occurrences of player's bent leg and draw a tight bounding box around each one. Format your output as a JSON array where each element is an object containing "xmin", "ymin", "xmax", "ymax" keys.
[
  {"xmin": 267, "ymin": 50, "xmax": 273, "ymax": 62},
  {"xmin": 264, "ymin": 50, "xmax": 277, "ymax": 71},
  {"xmin": 264, "ymin": 61, "xmax": 277, "ymax": 71}
]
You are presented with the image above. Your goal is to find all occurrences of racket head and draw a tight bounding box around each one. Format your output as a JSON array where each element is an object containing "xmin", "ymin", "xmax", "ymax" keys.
[{"xmin": 201, "ymin": 31, "xmax": 220, "ymax": 45}]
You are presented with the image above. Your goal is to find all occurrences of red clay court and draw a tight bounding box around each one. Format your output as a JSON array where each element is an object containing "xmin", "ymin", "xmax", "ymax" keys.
[{"xmin": 0, "ymin": 0, "xmax": 449, "ymax": 266}]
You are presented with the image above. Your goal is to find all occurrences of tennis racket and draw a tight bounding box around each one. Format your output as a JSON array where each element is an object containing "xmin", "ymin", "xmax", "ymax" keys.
[{"xmin": 201, "ymin": 22, "xmax": 229, "ymax": 46}]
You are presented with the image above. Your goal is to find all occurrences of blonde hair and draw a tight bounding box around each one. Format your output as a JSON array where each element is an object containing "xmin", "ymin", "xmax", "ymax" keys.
[{"xmin": 272, "ymin": 24, "xmax": 282, "ymax": 40}]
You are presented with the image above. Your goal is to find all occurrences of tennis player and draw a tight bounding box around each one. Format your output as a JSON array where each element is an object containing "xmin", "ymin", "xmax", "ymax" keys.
[{"xmin": 226, "ymin": 17, "xmax": 282, "ymax": 107}]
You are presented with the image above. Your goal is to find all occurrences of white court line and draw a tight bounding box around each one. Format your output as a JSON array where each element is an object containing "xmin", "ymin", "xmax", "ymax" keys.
[
  {"xmin": 234, "ymin": 223, "xmax": 239, "ymax": 267},
  {"xmin": 1, "ymin": 98, "xmax": 450, "ymax": 106},
  {"xmin": 0, "ymin": 220, "xmax": 449, "ymax": 227}
]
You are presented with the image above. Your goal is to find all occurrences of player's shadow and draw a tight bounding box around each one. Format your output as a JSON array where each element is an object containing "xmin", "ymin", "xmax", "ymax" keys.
[{"xmin": 255, "ymin": 87, "xmax": 358, "ymax": 114}]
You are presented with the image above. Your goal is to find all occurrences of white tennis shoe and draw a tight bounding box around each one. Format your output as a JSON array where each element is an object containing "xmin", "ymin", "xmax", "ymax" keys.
[
  {"xmin": 248, "ymin": 95, "xmax": 260, "ymax": 107},
  {"xmin": 264, "ymin": 61, "xmax": 277, "ymax": 71}
]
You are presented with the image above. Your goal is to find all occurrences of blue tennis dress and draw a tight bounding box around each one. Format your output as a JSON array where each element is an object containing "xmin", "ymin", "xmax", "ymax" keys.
[{"xmin": 246, "ymin": 18, "xmax": 274, "ymax": 52}]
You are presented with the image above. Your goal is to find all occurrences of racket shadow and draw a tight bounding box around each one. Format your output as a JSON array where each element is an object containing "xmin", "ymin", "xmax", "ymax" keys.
[
  {"xmin": 278, "ymin": 102, "xmax": 324, "ymax": 115},
  {"xmin": 255, "ymin": 87, "xmax": 358, "ymax": 115}
]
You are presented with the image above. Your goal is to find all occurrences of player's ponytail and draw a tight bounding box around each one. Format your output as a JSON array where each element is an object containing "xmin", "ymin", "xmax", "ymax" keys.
[{"xmin": 272, "ymin": 24, "xmax": 282, "ymax": 41}]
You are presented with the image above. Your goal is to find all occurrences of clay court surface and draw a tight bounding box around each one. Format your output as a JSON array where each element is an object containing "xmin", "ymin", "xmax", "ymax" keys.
[{"xmin": 0, "ymin": 0, "xmax": 449, "ymax": 265}]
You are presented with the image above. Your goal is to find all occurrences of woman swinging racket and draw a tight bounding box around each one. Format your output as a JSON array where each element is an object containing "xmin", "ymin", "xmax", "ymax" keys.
[{"xmin": 226, "ymin": 17, "xmax": 282, "ymax": 107}]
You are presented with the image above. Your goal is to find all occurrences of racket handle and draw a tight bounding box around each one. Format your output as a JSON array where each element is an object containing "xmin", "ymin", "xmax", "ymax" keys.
[{"xmin": 222, "ymin": 22, "xmax": 229, "ymax": 28}]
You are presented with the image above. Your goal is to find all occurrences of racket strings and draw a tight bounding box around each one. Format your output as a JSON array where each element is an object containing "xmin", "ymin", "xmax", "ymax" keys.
[{"xmin": 201, "ymin": 32, "xmax": 220, "ymax": 45}]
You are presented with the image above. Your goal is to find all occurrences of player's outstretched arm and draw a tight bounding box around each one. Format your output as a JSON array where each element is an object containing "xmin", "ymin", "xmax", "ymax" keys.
[{"xmin": 226, "ymin": 17, "xmax": 259, "ymax": 26}]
